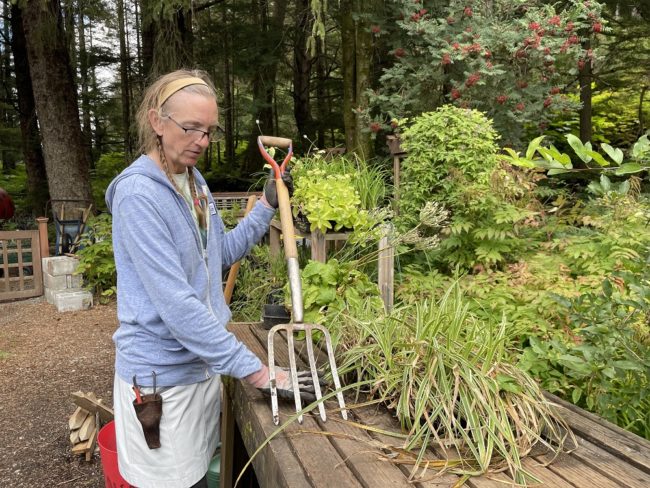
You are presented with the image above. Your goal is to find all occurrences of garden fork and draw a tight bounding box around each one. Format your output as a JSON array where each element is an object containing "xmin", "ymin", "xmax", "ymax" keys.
[{"xmin": 257, "ymin": 135, "xmax": 347, "ymax": 425}]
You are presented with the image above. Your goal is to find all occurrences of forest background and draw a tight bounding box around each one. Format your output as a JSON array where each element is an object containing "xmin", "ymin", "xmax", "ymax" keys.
[{"xmin": 0, "ymin": 0, "xmax": 648, "ymax": 218}]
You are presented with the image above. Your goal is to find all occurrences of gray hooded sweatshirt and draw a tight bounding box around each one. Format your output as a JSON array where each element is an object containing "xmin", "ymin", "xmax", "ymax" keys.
[{"xmin": 106, "ymin": 155, "xmax": 274, "ymax": 387}]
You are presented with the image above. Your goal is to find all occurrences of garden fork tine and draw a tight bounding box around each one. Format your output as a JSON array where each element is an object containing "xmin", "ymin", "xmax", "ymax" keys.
[{"xmin": 258, "ymin": 136, "xmax": 347, "ymax": 425}]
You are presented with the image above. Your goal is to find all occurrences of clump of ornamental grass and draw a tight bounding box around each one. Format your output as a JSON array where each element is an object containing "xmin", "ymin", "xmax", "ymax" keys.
[{"xmin": 334, "ymin": 283, "xmax": 574, "ymax": 484}]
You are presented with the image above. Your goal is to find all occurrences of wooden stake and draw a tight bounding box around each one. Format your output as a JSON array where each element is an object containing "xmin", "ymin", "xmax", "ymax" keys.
[
  {"xmin": 78, "ymin": 414, "xmax": 96, "ymax": 442},
  {"xmin": 68, "ymin": 406, "xmax": 89, "ymax": 430}
]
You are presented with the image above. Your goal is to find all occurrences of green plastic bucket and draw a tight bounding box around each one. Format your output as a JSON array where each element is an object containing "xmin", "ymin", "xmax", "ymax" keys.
[{"xmin": 207, "ymin": 452, "xmax": 221, "ymax": 488}]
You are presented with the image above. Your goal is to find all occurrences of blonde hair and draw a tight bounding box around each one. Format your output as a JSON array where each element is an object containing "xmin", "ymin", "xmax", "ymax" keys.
[
  {"xmin": 136, "ymin": 69, "xmax": 217, "ymax": 154},
  {"xmin": 136, "ymin": 69, "xmax": 217, "ymax": 231}
]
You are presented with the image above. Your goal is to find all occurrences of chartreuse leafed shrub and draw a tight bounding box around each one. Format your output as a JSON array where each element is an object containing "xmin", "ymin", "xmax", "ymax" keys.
[
  {"xmin": 398, "ymin": 106, "xmax": 538, "ymax": 269},
  {"xmin": 75, "ymin": 213, "xmax": 116, "ymax": 301},
  {"xmin": 290, "ymin": 154, "xmax": 390, "ymax": 244},
  {"xmin": 332, "ymin": 283, "xmax": 572, "ymax": 483}
]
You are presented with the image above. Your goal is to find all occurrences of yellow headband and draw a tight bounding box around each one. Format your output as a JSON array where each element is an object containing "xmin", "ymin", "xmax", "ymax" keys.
[{"xmin": 158, "ymin": 77, "xmax": 209, "ymax": 108}]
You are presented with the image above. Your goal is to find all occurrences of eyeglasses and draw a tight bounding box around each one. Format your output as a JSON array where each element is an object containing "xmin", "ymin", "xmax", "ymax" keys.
[{"xmin": 166, "ymin": 115, "xmax": 225, "ymax": 143}]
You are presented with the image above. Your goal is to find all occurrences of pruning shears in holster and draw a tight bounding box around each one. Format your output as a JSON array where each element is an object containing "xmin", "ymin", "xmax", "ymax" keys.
[{"xmin": 132, "ymin": 372, "xmax": 163, "ymax": 449}]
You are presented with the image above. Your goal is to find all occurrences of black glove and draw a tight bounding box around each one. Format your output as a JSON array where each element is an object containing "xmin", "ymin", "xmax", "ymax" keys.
[
  {"xmin": 263, "ymin": 167, "xmax": 294, "ymax": 209},
  {"xmin": 245, "ymin": 365, "xmax": 327, "ymax": 403}
]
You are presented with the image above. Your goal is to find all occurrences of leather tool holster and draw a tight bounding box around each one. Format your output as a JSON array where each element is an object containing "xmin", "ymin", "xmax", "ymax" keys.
[{"xmin": 133, "ymin": 393, "xmax": 163, "ymax": 449}]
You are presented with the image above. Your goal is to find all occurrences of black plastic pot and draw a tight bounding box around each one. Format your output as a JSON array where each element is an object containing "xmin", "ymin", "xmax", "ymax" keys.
[{"xmin": 262, "ymin": 303, "xmax": 291, "ymax": 330}]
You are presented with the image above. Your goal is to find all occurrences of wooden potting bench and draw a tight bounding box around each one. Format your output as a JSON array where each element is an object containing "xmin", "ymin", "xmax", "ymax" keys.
[{"xmin": 220, "ymin": 322, "xmax": 650, "ymax": 488}]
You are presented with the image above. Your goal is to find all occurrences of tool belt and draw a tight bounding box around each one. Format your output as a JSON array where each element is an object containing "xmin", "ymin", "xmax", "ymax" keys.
[{"xmin": 132, "ymin": 373, "xmax": 163, "ymax": 449}]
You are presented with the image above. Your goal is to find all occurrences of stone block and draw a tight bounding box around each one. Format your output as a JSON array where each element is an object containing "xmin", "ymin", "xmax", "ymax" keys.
[
  {"xmin": 43, "ymin": 271, "xmax": 82, "ymax": 291},
  {"xmin": 45, "ymin": 287, "xmax": 56, "ymax": 304},
  {"xmin": 52, "ymin": 288, "xmax": 93, "ymax": 312},
  {"xmin": 43, "ymin": 256, "xmax": 80, "ymax": 276}
]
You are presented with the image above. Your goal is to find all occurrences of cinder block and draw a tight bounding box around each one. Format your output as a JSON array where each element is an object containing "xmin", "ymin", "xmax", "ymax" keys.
[
  {"xmin": 52, "ymin": 288, "xmax": 93, "ymax": 312},
  {"xmin": 45, "ymin": 287, "xmax": 56, "ymax": 304},
  {"xmin": 43, "ymin": 271, "xmax": 82, "ymax": 291},
  {"xmin": 42, "ymin": 256, "xmax": 80, "ymax": 276}
]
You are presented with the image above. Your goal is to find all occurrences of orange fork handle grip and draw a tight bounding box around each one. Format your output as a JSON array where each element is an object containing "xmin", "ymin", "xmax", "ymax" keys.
[{"xmin": 257, "ymin": 136, "xmax": 293, "ymax": 179}]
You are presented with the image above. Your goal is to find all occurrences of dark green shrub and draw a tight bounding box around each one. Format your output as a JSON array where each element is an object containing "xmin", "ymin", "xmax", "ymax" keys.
[{"xmin": 75, "ymin": 213, "xmax": 116, "ymax": 300}]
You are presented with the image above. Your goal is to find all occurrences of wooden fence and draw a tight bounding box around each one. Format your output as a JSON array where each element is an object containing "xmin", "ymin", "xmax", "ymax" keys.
[{"xmin": 0, "ymin": 230, "xmax": 43, "ymax": 301}]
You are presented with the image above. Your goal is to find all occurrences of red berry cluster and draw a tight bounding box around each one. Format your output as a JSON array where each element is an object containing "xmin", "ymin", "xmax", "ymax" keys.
[
  {"xmin": 465, "ymin": 73, "xmax": 481, "ymax": 87},
  {"xmin": 548, "ymin": 16, "xmax": 561, "ymax": 27}
]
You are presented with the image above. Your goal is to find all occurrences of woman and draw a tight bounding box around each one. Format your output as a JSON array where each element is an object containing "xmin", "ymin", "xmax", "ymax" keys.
[{"xmin": 106, "ymin": 69, "xmax": 314, "ymax": 488}]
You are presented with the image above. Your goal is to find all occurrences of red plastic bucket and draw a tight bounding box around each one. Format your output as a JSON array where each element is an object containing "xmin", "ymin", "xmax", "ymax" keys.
[{"xmin": 98, "ymin": 420, "xmax": 133, "ymax": 488}]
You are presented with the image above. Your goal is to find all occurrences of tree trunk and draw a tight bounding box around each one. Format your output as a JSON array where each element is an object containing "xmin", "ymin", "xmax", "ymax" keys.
[
  {"xmin": 222, "ymin": 0, "xmax": 235, "ymax": 164},
  {"xmin": 340, "ymin": 0, "xmax": 355, "ymax": 153},
  {"xmin": 639, "ymin": 85, "xmax": 647, "ymax": 137},
  {"xmin": 353, "ymin": 1, "xmax": 373, "ymax": 159},
  {"xmin": 243, "ymin": 0, "xmax": 289, "ymax": 176},
  {"xmin": 140, "ymin": 0, "xmax": 155, "ymax": 80},
  {"xmin": 315, "ymin": 40, "xmax": 327, "ymax": 149},
  {"xmin": 2, "ymin": 0, "xmax": 16, "ymax": 173},
  {"xmin": 140, "ymin": 0, "xmax": 194, "ymax": 78},
  {"xmin": 293, "ymin": 0, "xmax": 314, "ymax": 149},
  {"xmin": 340, "ymin": 0, "xmax": 374, "ymax": 158},
  {"xmin": 21, "ymin": 0, "xmax": 92, "ymax": 204},
  {"xmin": 117, "ymin": 0, "xmax": 133, "ymax": 160},
  {"xmin": 134, "ymin": 0, "xmax": 143, "ymax": 89},
  {"xmin": 578, "ymin": 38, "xmax": 592, "ymax": 144},
  {"xmin": 77, "ymin": 2, "xmax": 94, "ymax": 167},
  {"xmin": 62, "ymin": 0, "xmax": 76, "ymax": 79},
  {"xmin": 9, "ymin": 3, "xmax": 49, "ymax": 215}
]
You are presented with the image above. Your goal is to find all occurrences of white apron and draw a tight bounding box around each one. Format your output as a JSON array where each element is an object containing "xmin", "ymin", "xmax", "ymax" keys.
[{"xmin": 113, "ymin": 373, "xmax": 221, "ymax": 488}]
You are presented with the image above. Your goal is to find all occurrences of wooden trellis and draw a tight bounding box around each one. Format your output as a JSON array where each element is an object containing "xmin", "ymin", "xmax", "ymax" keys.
[{"xmin": 0, "ymin": 230, "xmax": 43, "ymax": 301}]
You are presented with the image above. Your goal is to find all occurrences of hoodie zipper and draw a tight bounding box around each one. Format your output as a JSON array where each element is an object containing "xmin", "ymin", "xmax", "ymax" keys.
[{"xmin": 173, "ymin": 185, "xmax": 217, "ymax": 317}]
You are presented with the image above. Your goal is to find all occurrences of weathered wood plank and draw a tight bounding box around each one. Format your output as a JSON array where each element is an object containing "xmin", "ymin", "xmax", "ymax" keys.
[
  {"xmin": 227, "ymin": 323, "xmax": 311, "ymax": 488},
  {"xmin": 220, "ymin": 383, "xmax": 235, "ymax": 488},
  {"xmin": 568, "ymin": 437, "xmax": 650, "ymax": 488},
  {"xmin": 78, "ymin": 413, "xmax": 95, "ymax": 442},
  {"xmin": 70, "ymin": 391, "xmax": 114, "ymax": 423},
  {"xmin": 534, "ymin": 451, "xmax": 622, "ymax": 487},
  {"xmin": 519, "ymin": 456, "xmax": 581, "ymax": 487},
  {"xmin": 255, "ymin": 324, "xmax": 365, "ymax": 487},
  {"xmin": 545, "ymin": 393, "xmax": 650, "ymax": 474},
  {"xmin": 352, "ymin": 404, "xmax": 462, "ymax": 488},
  {"xmin": 256, "ymin": 325, "xmax": 420, "ymax": 488},
  {"xmin": 227, "ymin": 376, "xmax": 312, "ymax": 488}
]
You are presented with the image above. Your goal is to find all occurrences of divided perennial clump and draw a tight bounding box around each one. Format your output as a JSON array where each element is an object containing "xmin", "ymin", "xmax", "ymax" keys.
[{"xmin": 334, "ymin": 284, "xmax": 574, "ymax": 483}]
